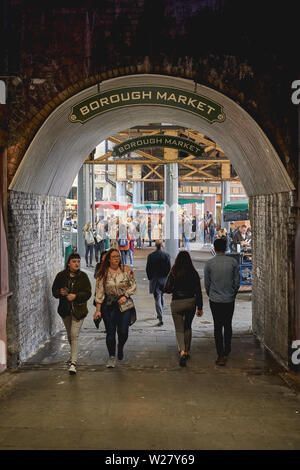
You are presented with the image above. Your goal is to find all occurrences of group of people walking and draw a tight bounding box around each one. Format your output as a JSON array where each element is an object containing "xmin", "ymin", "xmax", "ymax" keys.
[{"xmin": 52, "ymin": 236, "xmax": 240, "ymax": 374}]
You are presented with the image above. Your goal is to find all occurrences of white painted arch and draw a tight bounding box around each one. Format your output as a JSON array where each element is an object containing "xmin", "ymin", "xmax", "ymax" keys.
[{"xmin": 10, "ymin": 74, "xmax": 294, "ymax": 197}]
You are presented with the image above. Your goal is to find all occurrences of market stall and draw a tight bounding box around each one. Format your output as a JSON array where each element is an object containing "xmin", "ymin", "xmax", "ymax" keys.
[{"xmin": 223, "ymin": 198, "xmax": 252, "ymax": 286}]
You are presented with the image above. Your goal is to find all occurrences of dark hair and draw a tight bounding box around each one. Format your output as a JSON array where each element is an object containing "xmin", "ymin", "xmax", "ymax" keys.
[
  {"xmin": 214, "ymin": 238, "xmax": 226, "ymax": 252},
  {"xmin": 171, "ymin": 250, "xmax": 198, "ymax": 282},
  {"xmin": 66, "ymin": 252, "xmax": 80, "ymax": 268},
  {"xmin": 96, "ymin": 248, "xmax": 123, "ymax": 285}
]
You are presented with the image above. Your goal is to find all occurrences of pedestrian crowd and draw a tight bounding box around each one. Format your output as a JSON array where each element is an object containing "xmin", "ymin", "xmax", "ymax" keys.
[{"xmin": 52, "ymin": 233, "xmax": 240, "ymax": 375}]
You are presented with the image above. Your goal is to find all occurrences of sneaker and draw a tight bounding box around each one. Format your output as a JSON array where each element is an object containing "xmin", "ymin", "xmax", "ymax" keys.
[
  {"xmin": 106, "ymin": 356, "xmax": 116, "ymax": 368},
  {"xmin": 69, "ymin": 362, "xmax": 77, "ymax": 375},
  {"xmin": 156, "ymin": 321, "xmax": 163, "ymax": 327}
]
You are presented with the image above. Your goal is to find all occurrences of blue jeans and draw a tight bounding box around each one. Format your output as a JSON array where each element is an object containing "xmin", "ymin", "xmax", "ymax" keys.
[
  {"xmin": 85, "ymin": 243, "xmax": 94, "ymax": 265},
  {"xmin": 101, "ymin": 303, "xmax": 131, "ymax": 357},
  {"xmin": 154, "ymin": 287, "xmax": 164, "ymax": 322},
  {"xmin": 184, "ymin": 236, "xmax": 190, "ymax": 251},
  {"xmin": 120, "ymin": 250, "xmax": 128, "ymax": 265},
  {"xmin": 128, "ymin": 249, "xmax": 133, "ymax": 265}
]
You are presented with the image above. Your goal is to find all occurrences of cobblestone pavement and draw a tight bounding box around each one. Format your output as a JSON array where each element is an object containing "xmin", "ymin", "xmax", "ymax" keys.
[{"xmin": 0, "ymin": 247, "xmax": 299, "ymax": 450}]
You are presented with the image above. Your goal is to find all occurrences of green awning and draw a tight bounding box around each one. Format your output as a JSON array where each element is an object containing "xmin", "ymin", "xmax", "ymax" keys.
[
  {"xmin": 133, "ymin": 203, "xmax": 165, "ymax": 210},
  {"xmin": 178, "ymin": 198, "xmax": 205, "ymax": 205},
  {"xmin": 156, "ymin": 199, "xmax": 205, "ymax": 205},
  {"xmin": 223, "ymin": 199, "xmax": 248, "ymax": 212}
]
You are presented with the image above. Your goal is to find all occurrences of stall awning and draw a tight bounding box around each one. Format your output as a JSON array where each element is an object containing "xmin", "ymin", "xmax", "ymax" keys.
[
  {"xmin": 94, "ymin": 201, "xmax": 133, "ymax": 210},
  {"xmin": 223, "ymin": 199, "xmax": 248, "ymax": 212},
  {"xmin": 157, "ymin": 199, "xmax": 204, "ymax": 205},
  {"xmin": 133, "ymin": 203, "xmax": 164, "ymax": 210},
  {"xmin": 223, "ymin": 199, "xmax": 249, "ymax": 222}
]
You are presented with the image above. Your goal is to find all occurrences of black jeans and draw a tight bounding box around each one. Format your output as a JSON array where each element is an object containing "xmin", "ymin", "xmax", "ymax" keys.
[
  {"xmin": 95, "ymin": 240, "xmax": 105, "ymax": 262},
  {"xmin": 209, "ymin": 300, "xmax": 235, "ymax": 357}
]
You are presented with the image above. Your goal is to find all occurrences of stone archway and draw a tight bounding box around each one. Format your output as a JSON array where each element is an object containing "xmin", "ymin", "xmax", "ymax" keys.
[{"xmin": 7, "ymin": 74, "xmax": 296, "ymax": 367}]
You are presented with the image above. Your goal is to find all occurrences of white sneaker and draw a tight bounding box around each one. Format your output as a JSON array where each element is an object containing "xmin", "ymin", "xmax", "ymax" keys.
[
  {"xmin": 106, "ymin": 356, "xmax": 116, "ymax": 368},
  {"xmin": 69, "ymin": 363, "xmax": 77, "ymax": 375}
]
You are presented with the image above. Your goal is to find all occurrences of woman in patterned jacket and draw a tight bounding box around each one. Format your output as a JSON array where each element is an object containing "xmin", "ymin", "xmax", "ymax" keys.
[{"xmin": 94, "ymin": 248, "xmax": 136, "ymax": 368}]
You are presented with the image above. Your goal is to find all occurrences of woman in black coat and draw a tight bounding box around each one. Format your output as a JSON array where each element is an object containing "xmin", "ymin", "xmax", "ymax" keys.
[{"xmin": 164, "ymin": 251, "xmax": 203, "ymax": 367}]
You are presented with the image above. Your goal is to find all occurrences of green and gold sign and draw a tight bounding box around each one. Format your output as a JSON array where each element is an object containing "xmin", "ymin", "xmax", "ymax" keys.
[
  {"xmin": 69, "ymin": 86, "xmax": 226, "ymax": 124},
  {"xmin": 111, "ymin": 134, "xmax": 205, "ymax": 158}
]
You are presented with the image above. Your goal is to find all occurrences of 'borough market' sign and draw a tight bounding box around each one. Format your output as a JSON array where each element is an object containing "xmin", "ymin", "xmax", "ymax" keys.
[
  {"xmin": 111, "ymin": 134, "xmax": 206, "ymax": 158},
  {"xmin": 69, "ymin": 86, "xmax": 226, "ymax": 124}
]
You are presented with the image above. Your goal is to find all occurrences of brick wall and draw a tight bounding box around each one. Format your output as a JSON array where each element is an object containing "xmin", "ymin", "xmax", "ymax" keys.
[
  {"xmin": 251, "ymin": 192, "xmax": 297, "ymax": 366},
  {"xmin": 6, "ymin": 190, "xmax": 65, "ymax": 364},
  {"xmin": 4, "ymin": 1, "xmax": 298, "ymax": 188}
]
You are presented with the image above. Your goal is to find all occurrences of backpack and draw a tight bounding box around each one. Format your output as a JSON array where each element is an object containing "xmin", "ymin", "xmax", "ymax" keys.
[{"xmin": 118, "ymin": 238, "xmax": 127, "ymax": 247}]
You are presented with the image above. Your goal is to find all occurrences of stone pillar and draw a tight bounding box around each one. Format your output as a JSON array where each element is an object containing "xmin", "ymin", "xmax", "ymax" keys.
[
  {"xmin": 164, "ymin": 163, "xmax": 179, "ymax": 261},
  {"xmin": 221, "ymin": 180, "xmax": 230, "ymax": 231},
  {"xmin": 77, "ymin": 165, "xmax": 90, "ymax": 257},
  {"xmin": 116, "ymin": 164, "xmax": 127, "ymax": 203},
  {"xmin": 116, "ymin": 181, "xmax": 126, "ymax": 203},
  {"xmin": 132, "ymin": 165, "xmax": 142, "ymax": 204},
  {"xmin": 133, "ymin": 182, "xmax": 142, "ymax": 204}
]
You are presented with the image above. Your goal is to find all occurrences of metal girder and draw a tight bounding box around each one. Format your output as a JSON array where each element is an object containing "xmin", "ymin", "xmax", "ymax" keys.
[{"xmin": 85, "ymin": 159, "xmax": 229, "ymax": 165}]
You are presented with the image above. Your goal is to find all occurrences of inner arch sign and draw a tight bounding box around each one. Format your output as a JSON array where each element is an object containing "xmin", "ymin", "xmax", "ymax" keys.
[
  {"xmin": 111, "ymin": 134, "xmax": 206, "ymax": 158},
  {"xmin": 69, "ymin": 86, "xmax": 226, "ymax": 124}
]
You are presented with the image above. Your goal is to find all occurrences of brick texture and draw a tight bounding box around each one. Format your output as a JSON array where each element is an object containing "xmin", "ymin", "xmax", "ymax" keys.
[
  {"xmin": 7, "ymin": 191, "xmax": 65, "ymax": 364},
  {"xmin": 251, "ymin": 192, "xmax": 297, "ymax": 366}
]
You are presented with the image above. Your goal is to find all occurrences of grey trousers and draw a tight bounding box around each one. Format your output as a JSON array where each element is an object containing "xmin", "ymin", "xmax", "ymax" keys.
[
  {"xmin": 62, "ymin": 315, "xmax": 84, "ymax": 363},
  {"xmin": 171, "ymin": 311, "xmax": 195, "ymax": 353}
]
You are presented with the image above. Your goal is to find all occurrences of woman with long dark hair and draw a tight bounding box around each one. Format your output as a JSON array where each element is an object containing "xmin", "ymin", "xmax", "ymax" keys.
[
  {"xmin": 94, "ymin": 248, "xmax": 136, "ymax": 368},
  {"xmin": 164, "ymin": 250, "xmax": 203, "ymax": 367}
]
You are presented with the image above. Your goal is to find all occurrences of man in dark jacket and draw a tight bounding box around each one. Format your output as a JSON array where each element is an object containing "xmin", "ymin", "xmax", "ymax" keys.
[
  {"xmin": 204, "ymin": 238, "xmax": 240, "ymax": 366},
  {"xmin": 146, "ymin": 240, "xmax": 171, "ymax": 326},
  {"xmin": 52, "ymin": 253, "xmax": 91, "ymax": 375}
]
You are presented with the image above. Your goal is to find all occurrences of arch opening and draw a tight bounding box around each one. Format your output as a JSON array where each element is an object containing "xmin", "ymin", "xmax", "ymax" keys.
[{"xmin": 7, "ymin": 75, "xmax": 296, "ymax": 369}]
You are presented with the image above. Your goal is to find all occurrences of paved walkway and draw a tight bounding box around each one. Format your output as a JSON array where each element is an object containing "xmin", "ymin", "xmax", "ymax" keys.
[{"xmin": 0, "ymin": 248, "xmax": 299, "ymax": 450}]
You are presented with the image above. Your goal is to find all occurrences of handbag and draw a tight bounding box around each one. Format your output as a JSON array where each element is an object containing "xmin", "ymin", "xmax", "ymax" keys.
[
  {"xmin": 170, "ymin": 296, "xmax": 196, "ymax": 314},
  {"xmin": 118, "ymin": 296, "xmax": 136, "ymax": 326},
  {"xmin": 84, "ymin": 230, "xmax": 94, "ymax": 245},
  {"xmin": 119, "ymin": 297, "xmax": 134, "ymax": 312}
]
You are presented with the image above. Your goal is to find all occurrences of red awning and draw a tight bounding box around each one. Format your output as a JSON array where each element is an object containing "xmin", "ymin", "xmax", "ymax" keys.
[{"xmin": 94, "ymin": 201, "xmax": 133, "ymax": 210}]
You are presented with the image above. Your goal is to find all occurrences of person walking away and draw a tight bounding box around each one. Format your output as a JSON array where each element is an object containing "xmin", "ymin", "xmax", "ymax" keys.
[
  {"xmin": 191, "ymin": 216, "xmax": 196, "ymax": 242},
  {"xmin": 164, "ymin": 251, "xmax": 203, "ymax": 367},
  {"xmin": 208, "ymin": 214, "xmax": 216, "ymax": 245},
  {"xmin": 204, "ymin": 238, "xmax": 240, "ymax": 366},
  {"xmin": 146, "ymin": 239, "xmax": 171, "ymax": 327},
  {"xmin": 94, "ymin": 248, "xmax": 137, "ymax": 368},
  {"xmin": 203, "ymin": 211, "xmax": 211, "ymax": 245},
  {"xmin": 135, "ymin": 217, "xmax": 142, "ymax": 249},
  {"xmin": 93, "ymin": 228, "xmax": 103, "ymax": 264},
  {"xmin": 117, "ymin": 223, "xmax": 130, "ymax": 265},
  {"xmin": 83, "ymin": 221, "xmax": 94, "ymax": 267},
  {"xmin": 52, "ymin": 253, "xmax": 92, "ymax": 375},
  {"xmin": 147, "ymin": 215, "xmax": 153, "ymax": 247},
  {"xmin": 183, "ymin": 215, "xmax": 192, "ymax": 251},
  {"xmin": 128, "ymin": 234, "xmax": 135, "ymax": 267},
  {"xmin": 216, "ymin": 228, "xmax": 230, "ymax": 254}
]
